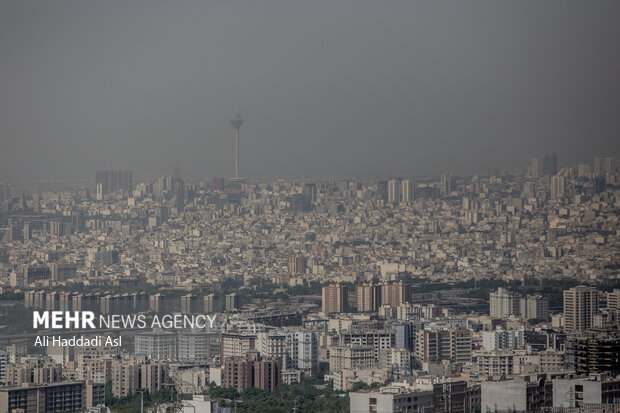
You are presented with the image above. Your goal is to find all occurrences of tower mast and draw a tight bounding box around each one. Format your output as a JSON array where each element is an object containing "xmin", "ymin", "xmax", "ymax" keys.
[{"xmin": 231, "ymin": 112, "xmax": 243, "ymax": 179}]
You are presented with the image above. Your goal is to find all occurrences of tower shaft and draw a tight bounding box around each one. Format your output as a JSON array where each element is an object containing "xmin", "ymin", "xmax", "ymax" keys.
[
  {"xmin": 234, "ymin": 129, "xmax": 239, "ymax": 178},
  {"xmin": 230, "ymin": 112, "xmax": 243, "ymax": 179}
]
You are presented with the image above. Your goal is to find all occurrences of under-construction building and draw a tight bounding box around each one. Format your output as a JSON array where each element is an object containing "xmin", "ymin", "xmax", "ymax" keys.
[{"xmin": 565, "ymin": 328, "xmax": 620, "ymax": 376}]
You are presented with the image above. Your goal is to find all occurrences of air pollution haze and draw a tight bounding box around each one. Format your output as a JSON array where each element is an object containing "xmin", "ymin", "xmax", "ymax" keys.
[{"xmin": 1, "ymin": 0, "xmax": 619, "ymax": 181}]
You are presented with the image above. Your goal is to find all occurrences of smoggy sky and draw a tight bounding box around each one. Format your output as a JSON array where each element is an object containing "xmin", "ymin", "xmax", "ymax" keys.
[{"xmin": 1, "ymin": 0, "xmax": 619, "ymax": 181}]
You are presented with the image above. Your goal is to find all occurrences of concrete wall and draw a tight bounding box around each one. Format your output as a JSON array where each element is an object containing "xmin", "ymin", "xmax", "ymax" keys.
[
  {"xmin": 553, "ymin": 379, "xmax": 602, "ymax": 408},
  {"xmin": 481, "ymin": 381, "xmax": 527, "ymax": 413}
]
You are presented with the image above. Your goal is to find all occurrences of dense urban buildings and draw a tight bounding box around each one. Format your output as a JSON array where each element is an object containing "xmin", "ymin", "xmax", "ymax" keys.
[
  {"xmin": 0, "ymin": 154, "xmax": 619, "ymax": 412},
  {"xmin": 95, "ymin": 170, "xmax": 133, "ymax": 196}
]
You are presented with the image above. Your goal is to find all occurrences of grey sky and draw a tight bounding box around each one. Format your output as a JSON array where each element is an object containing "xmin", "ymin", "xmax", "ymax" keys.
[{"xmin": 1, "ymin": 0, "xmax": 619, "ymax": 181}]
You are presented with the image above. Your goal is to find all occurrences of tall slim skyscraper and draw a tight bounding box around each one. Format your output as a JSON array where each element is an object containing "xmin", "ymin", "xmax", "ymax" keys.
[
  {"xmin": 440, "ymin": 172, "xmax": 454, "ymax": 195},
  {"xmin": 531, "ymin": 158, "xmax": 542, "ymax": 178},
  {"xmin": 231, "ymin": 113, "xmax": 243, "ymax": 178},
  {"xmin": 387, "ymin": 179, "xmax": 399, "ymax": 204},
  {"xmin": 401, "ymin": 179, "xmax": 414, "ymax": 203},
  {"xmin": 564, "ymin": 286, "xmax": 600, "ymax": 333},
  {"xmin": 173, "ymin": 167, "xmax": 184, "ymax": 212},
  {"xmin": 0, "ymin": 183, "xmax": 11, "ymax": 203},
  {"xmin": 551, "ymin": 175, "xmax": 565, "ymax": 199},
  {"xmin": 543, "ymin": 154, "xmax": 558, "ymax": 175}
]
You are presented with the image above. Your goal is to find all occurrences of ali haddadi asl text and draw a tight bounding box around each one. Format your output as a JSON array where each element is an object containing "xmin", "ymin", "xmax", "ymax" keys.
[{"xmin": 34, "ymin": 335, "xmax": 121, "ymax": 347}]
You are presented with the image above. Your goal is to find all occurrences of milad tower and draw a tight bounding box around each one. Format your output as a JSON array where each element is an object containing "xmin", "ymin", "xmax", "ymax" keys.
[{"xmin": 230, "ymin": 112, "xmax": 243, "ymax": 179}]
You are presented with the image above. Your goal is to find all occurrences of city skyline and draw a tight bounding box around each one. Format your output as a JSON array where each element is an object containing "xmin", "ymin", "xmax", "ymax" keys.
[
  {"xmin": 1, "ymin": 153, "xmax": 618, "ymax": 196},
  {"xmin": 1, "ymin": 146, "xmax": 619, "ymax": 412}
]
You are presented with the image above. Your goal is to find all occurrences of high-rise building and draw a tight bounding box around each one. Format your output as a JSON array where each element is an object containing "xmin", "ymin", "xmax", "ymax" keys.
[
  {"xmin": 134, "ymin": 331, "xmax": 177, "ymax": 360},
  {"xmin": 520, "ymin": 295, "xmax": 549, "ymax": 321},
  {"xmin": 322, "ymin": 284, "xmax": 349, "ymax": 314},
  {"xmin": 111, "ymin": 362, "xmax": 139, "ymax": 397},
  {"xmin": 303, "ymin": 183, "xmax": 317, "ymax": 204},
  {"xmin": 594, "ymin": 157, "xmax": 616, "ymax": 176},
  {"xmin": 565, "ymin": 330, "xmax": 620, "ymax": 376},
  {"xmin": 376, "ymin": 181, "xmax": 388, "ymax": 201},
  {"xmin": 564, "ymin": 286, "xmax": 600, "ymax": 333},
  {"xmin": 110, "ymin": 359, "xmax": 168, "ymax": 398},
  {"xmin": 96, "ymin": 182, "xmax": 104, "ymax": 201},
  {"xmin": 50, "ymin": 263, "xmax": 77, "ymax": 282},
  {"xmin": 3, "ymin": 356, "xmax": 63, "ymax": 386},
  {"xmin": 0, "ymin": 350, "xmax": 8, "ymax": 382},
  {"xmin": 139, "ymin": 361, "xmax": 169, "ymax": 394},
  {"xmin": 204, "ymin": 293, "xmax": 217, "ymax": 313},
  {"xmin": 542, "ymin": 154, "xmax": 558, "ymax": 175},
  {"xmin": 329, "ymin": 345, "xmax": 375, "ymax": 372},
  {"xmin": 149, "ymin": 293, "xmax": 164, "ymax": 313},
  {"xmin": 380, "ymin": 281, "xmax": 411, "ymax": 307},
  {"xmin": 225, "ymin": 293, "xmax": 240, "ymax": 312},
  {"xmin": 181, "ymin": 294, "xmax": 201, "ymax": 314},
  {"xmin": 592, "ymin": 176, "xmax": 606, "ymax": 194},
  {"xmin": 49, "ymin": 219, "xmax": 61, "ymax": 237},
  {"xmin": 0, "ymin": 381, "xmax": 104, "ymax": 413},
  {"xmin": 212, "ymin": 177, "xmax": 225, "ymax": 191},
  {"xmin": 288, "ymin": 255, "xmax": 307, "ymax": 274},
  {"xmin": 95, "ymin": 170, "xmax": 132, "ymax": 195},
  {"xmin": 221, "ymin": 332, "xmax": 257, "ymax": 360},
  {"xmin": 95, "ymin": 171, "xmax": 108, "ymax": 195},
  {"xmin": 387, "ymin": 179, "xmax": 400, "ymax": 204},
  {"xmin": 22, "ymin": 265, "xmax": 52, "ymax": 285},
  {"xmin": 440, "ymin": 172, "xmax": 454, "ymax": 196},
  {"xmin": 284, "ymin": 330, "xmax": 319, "ymax": 371},
  {"xmin": 531, "ymin": 158, "xmax": 543, "ymax": 178},
  {"xmin": 256, "ymin": 332, "xmax": 287, "ymax": 365},
  {"xmin": 0, "ymin": 182, "xmax": 11, "ymax": 203},
  {"xmin": 577, "ymin": 163, "xmax": 592, "ymax": 177},
  {"xmin": 474, "ymin": 353, "xmax": 511, "ymax": 375},
  {"xmin": 551, "ymin": 175, "xmax": 565, "ymax": 199},
  {"xmin": 222, "ymin": 351, "xmax": 281, "ymax": 393},
  {"xmin": 607, "ymin": 289, "xmax": 620, "ymax": 310},
  {"xmin": 489, "ymin": 288, "xmax": 520, "ymax": 319},
  {"xmin": 356, "ymin": 283, "xmax": 381, "ymax": 312},
  {"xmin": 155, "ymin": 206, "xmax": 169, "ymax": 223},
  {"xmin": 415, "ymin": 327, "xmax": 472, "ymax": 363},
  {"xmin": 481, "ymin": 329, "xmax": 525, "ymax": 351},
  {"xmin": 401, "ymin": 179, "xmax": 414, "ymax": 203},
  {"xmin": 174, "ymin": 168, "xmax": 185, "ymax": 212},
  {"xmin": 71, "ymin": 211, "xmax": 85, "ymax": 233},
  {"xmin": 178, "ymin": 331, "xmax": 219, "ymax": 364},
  {"xmin": 154, "ymin": 176, "xmax": 173, "ymax": 195}
]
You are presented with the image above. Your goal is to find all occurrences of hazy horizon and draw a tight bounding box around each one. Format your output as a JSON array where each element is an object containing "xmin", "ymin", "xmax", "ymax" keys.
[{"xmin": 1, "ymin": 0, "xmax": 620, "ymax": 182}]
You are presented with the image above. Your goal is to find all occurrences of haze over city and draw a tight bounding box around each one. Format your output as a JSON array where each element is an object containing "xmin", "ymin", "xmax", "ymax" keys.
[
  {"xmin": 2, "ymin": 2, "xmax": 620, "ymax": 412},
  {"xmin": 1, "ymin": 0, "xmax": 620, "ymax": 181}
]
